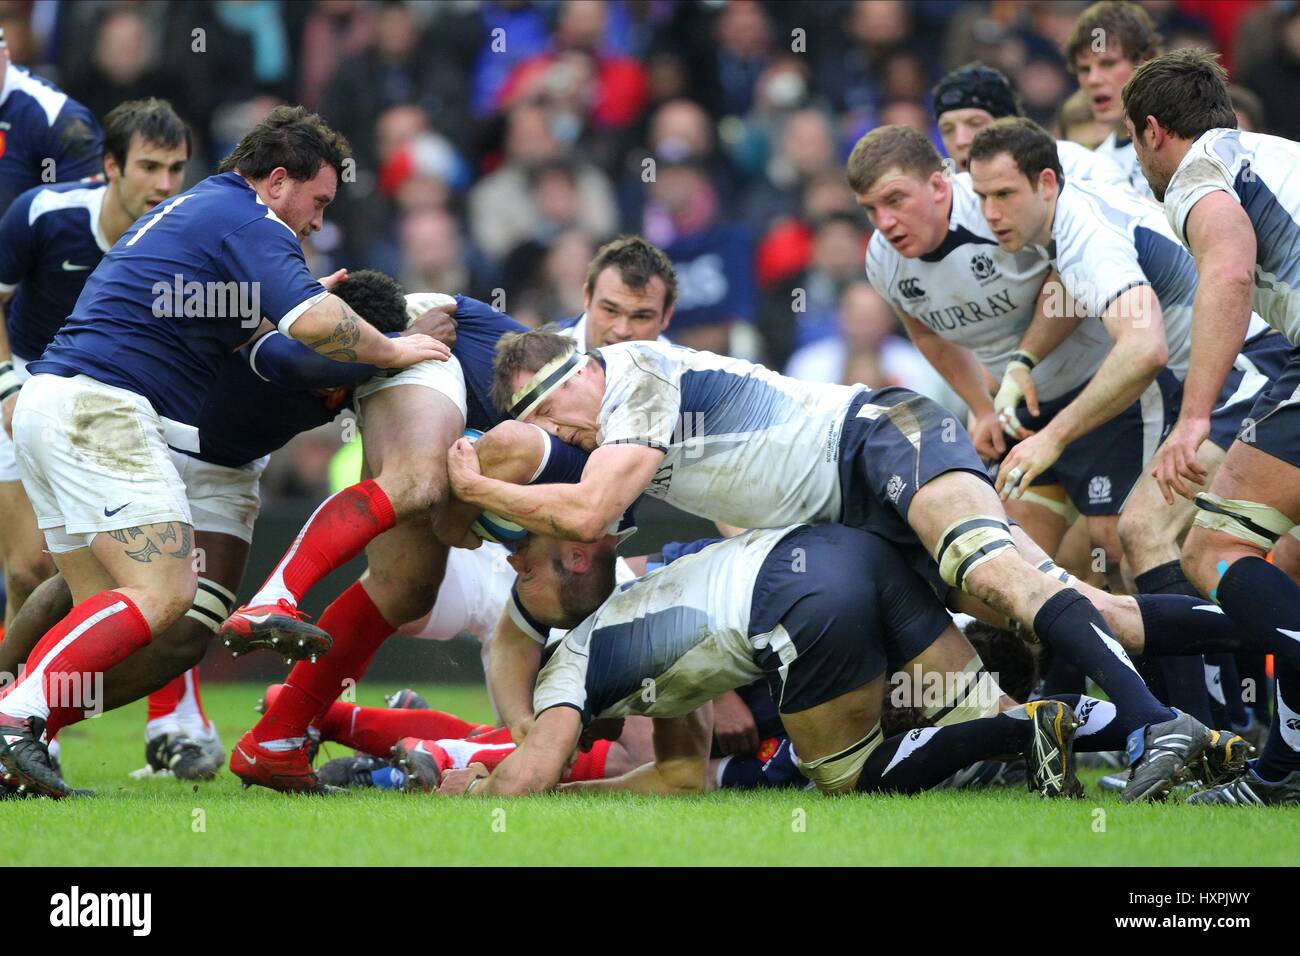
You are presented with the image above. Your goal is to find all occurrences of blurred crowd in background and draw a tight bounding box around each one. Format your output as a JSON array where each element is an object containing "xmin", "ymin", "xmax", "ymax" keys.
[{"xmin": 3, "ymin": 0, "xmax": 1297, "ymax": 500}]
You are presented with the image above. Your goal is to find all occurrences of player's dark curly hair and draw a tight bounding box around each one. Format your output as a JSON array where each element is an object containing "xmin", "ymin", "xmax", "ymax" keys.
[
  {"xmin": 330, "ymin": 270, "xmax": 408, "ymax": 334},
  {"xmin": 961, "ymin": 620, "xmax": 1037, "ymax": 704},
  {"xmin": 218, "ymin": 104, "xmax": 351, "ymax": 183}
]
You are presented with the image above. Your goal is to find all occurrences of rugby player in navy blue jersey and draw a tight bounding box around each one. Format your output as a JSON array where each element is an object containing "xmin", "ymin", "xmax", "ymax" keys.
[
  {"xmin": 222, "ymin": 271, "xmax": 631, "ymax": 792},
  {"xmin": 0, "ymin": 106, "xmax": 445, "ymax": 797},
  {"xmin": 0, "ymin": 98, "xmax": 197, "ymax": 779},
  {"xmin": 0, "ymin": 99, "xmax": 189, "ymax": 625},
  {"xmin": 0, "ymin": 28, "xmax": 102, "ymax": 217}
]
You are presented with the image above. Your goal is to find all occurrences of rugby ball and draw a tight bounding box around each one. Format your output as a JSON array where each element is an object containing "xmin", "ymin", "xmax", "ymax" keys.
[{"xmin": 463, "ymin": 428, "xmax": 528, "ymax": 544}]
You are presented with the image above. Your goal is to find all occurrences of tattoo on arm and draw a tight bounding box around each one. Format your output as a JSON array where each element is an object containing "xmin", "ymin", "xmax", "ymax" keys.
[{"xmin": 302, "ymin": 302, "xmax": 361, "ymax": 361}]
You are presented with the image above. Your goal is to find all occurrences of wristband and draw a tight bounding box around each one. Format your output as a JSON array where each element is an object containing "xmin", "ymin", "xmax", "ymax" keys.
[
  {"xmin": 0, "ymin": 364, "xmax": 21, "ymax": 402},
  {"xmin": 465, "ymin": 775, "xmax": 486, "ymax": 794},
  {"xmin": 1007, "ymin": 350, "xmax": 1038, "ymax": 371}
]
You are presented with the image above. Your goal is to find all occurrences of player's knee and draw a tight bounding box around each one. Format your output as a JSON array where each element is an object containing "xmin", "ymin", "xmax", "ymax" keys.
[
  {"xmin": 1183, "ymin": 493, "xmax": 1283, "ymax": 593},
  {"xmin": 3, "ymin": 552, "xmax": 55, "ymax": 602},
  {"xmin": 142, "ymin": 573, "xmax": 199, "ymax": 634},
  {"xmin": 1117, "ymin": 503, "xmax": 1173, "ymax": 563},
  {"xmin": 1086, "ymin": 518, "xmax": 1122, "ymax": 571},
  {"xmin": 377, "ymin": 466, "xmax": 447, "ymax": 517},
  {"xmin": 366, "ymin": 573, "xmax": 438, "ymax": 626}
]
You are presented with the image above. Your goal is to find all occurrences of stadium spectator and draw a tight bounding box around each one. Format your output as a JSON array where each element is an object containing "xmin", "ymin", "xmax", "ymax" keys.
[
  {"xmin": 743, "ymin": 107, "xmax": 840, "ymax": 230},
  {"xmin": 323, "ymin": 0, "xmax": 471, "ymax": 167},
  {"xmin": 398, "ymin": 207, "xmax": 480, "ymax": 303},
  {"xmin": 784, "ymin": 280, "xmax": 954, "ymax": 410},
  {"xmin": 712, "ymin": 0, "xmax": 776, "ymax": 118},
  {"xmin": 643, "ymin": 149, "xmax": 755, "ymax": 354},
  {"xmin": 468, "ymin": 101, "xmax": 618, "ymax": 262},
  {"xmin": 496, "ymin": 0, "xmax": 649, "ymax": 132},
  {"xmin": 1057, "ymin": 87, "xmax": 1111, "ymax": 147},
  {"xmin": 1238, "ymin": 3, "xmax": 1300, "ymax": 141}
]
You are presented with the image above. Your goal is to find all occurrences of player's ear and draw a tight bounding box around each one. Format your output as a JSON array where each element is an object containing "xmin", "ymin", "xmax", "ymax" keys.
[
  {"xmin": 1144, "ymin": 115, "xmax": 1165, "ymax": 148},
  {"xmin": 266, "ymin": 166, "xmax": 290, "ymax": 195},
  {"xmin": 565, "ymin": 544, "xmax": 593, "ymax": 575}
]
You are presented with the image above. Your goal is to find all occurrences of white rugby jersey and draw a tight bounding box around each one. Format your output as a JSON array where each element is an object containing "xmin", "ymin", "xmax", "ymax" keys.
[
  {"xmin": 594, "ymin": 341, "xmax": 859, "ymax": 529},
  {"xmin": 866, "ymin": 172, "xmax": 1113, "ymax": 401},
  {"xmin": 533, "ymin": 527, "xmax": 793, "ymax": 721},
  {"xmin": 1163, "ymin": 129, "xmax": 1300, "ymax": 345},
  {"xmin": 1058, "ymin": 139, "xmax": 1132, "ymax": 194},
  {"xmin": 1094, "ymin": 131, "xmax": 1156, "ymax": 201},
  {"xmin": 1040, "ymin": 178, "xmax": 1269, "ymax": 382}
]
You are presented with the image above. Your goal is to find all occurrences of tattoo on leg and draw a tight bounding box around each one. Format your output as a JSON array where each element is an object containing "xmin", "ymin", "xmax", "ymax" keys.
[
  {"xmin": 109, "ymin": 526, "xmax": 163, "ymax": 563},
  {"xmin": 106, "ymin": 522, "xmax": 192, "ymax": 563},
  {"xmin": 165, "ymin": 523, "xmax": 193, "ymax": 560}
]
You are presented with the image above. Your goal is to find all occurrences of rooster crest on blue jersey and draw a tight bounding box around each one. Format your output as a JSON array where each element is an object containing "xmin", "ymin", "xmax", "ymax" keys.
[{"xmin": 463, "ymin": 428, "xmax": 528, "ymax": 544}]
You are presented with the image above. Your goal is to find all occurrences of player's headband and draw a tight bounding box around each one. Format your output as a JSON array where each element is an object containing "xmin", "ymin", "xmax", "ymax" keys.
[
  {"xmin": 933, "ymin": 64, "xmax": 1018, "ymax": 121},
  {"xmin": 509, "ymin": 350, "xmax": 589, "ymax": 420}
]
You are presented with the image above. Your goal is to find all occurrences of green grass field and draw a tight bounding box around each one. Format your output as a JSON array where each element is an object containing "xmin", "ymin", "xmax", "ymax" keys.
[{"xmin": 5, "ymin": 683, "xmax": 1297, "ymax": 866}]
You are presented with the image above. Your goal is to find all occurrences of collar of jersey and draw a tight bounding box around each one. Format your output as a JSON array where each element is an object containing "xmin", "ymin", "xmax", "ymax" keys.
[
  {"xmin": 236, "ymin": 173, "xmax": 299, "ymax": 239},
  {"xmin": 919, "ymin": 224, "xmax": 997, "ymax": 263}
]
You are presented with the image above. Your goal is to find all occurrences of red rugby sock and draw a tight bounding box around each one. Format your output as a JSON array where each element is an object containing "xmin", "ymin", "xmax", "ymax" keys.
[
  {"xmin": 253, "ymin": 582, "xmax": 394, "ymax": 743},
  {"xmin": 3, "ymin": 591, "xmax": 152, "ymax": 735},
  {"xmin": 319, "ymin": 704, "xmax": 494, "ymax": 755},
  {"xmin": 250, "ymin": 480, "xmax": 395, "ymax": 606}
]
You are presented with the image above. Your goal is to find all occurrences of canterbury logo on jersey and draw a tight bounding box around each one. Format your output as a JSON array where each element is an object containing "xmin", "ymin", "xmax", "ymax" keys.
[{"xmin": 897, "ymin": 278, "xmax": 926, "ymax": 300}]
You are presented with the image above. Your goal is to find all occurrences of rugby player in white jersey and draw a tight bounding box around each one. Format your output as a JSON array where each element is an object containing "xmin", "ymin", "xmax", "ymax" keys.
[
  {"xmin": 432, "ymin": 524, "xmax": 1128, "ymax": 799},
  {"xmin": 857, "ymin": 124, "xmax": 1114, "ymax": 563},
  {"xmin": 1063, "ymin": 1, "xmax": 1162, "ymax": 201},
  {"xmin": 1121, "ymin": 47, "xmax": 1300, "ymax": 805},
  {"xmin": 933, "ymin": 62, "xmax": 1129, "ymax": 191},
  {"xmin": 444, "ymin": 325, "xmax": 1233, "ymax": 801},
  {"xmin": 966, "ymin": 116, "xmax": 1287, "ymax": 728}
]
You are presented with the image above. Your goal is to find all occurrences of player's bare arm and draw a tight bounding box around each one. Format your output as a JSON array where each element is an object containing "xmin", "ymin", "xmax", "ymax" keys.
[
  {"xmin": 999, "ymin": 284, "xmax": 1167, "ymax": 499},
  {"xmin": 435, "ymin": 420, "xmax": 547, "ymax": 549},
  {"xmin": 287, "ymin": 293, "xmax": 448, "ymax": 369},
  {"xmin": 488, "ymin": 616, "xmax": 544, "ymax": 744},
  {"xmin": 1151, "ymin": 192, "xmax": 1259, "ymax": 503},
  {"xmin": 451, "ymin": 705, "xmax": 582, "ymax": 796},
  {"xmin": 562, "ymin": 708, "xmax": 712, "ymax": 794},
  {"xmin": 995, "ymin": 268, "xmax": 1084, "ymax": 435},
  {"xmin": 896, "ymin": 309, "xmax": 1005, "ymax": 458},
  {"xmin": 448, "ymin": 441, "xmax": 661, "ymax": 543}
]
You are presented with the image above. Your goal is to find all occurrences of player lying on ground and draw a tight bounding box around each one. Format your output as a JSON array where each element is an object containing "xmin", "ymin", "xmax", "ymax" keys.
[
  {"xmin": 449, "ymin": 329, "xmax": 1300, "ymax": 799},
  {"xmin": 1120, "ymin": 47, "xmax": 1300, "ymax": 805},
  {"xmin": 252, "ymin": 683, "xmax": 647, "ymax": 792},
  {"xmin": 435, "ymin": 523, "xmax": 1155, "ymax": 799}
]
